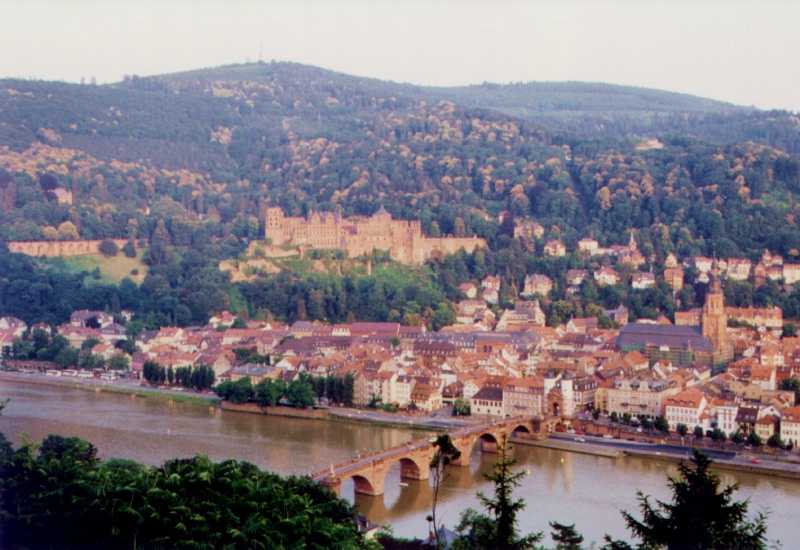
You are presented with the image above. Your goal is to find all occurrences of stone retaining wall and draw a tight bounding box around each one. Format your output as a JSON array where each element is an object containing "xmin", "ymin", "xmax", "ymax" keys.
[
  {"xmin": 219, "ymin": 401, "xmax": 330, "ymax": 420},
  {"xmin": 8, "ymin": 239, "xmax": 129, "ymax": 257}
]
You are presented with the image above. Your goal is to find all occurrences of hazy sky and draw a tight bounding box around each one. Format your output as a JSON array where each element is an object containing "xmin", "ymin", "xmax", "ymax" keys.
[{"xmin": 2, "ymin": 0, "xmax": 799, "ymax": 111}]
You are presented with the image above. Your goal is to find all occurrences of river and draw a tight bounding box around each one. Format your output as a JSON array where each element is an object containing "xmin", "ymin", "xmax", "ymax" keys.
[{"xmin": 1, "ymin": 380, "xmax": 798, "ymax": 546}]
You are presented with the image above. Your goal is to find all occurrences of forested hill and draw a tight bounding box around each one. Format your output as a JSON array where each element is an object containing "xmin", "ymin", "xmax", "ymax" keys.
[
  {"xmin": 156, "ymin": 63, "xmax": 799, "ymax": 151},
  {"xmin": 438, "ymin": 81, "xmax": 742, "ymax": 115},
  {"xmin": 0, "ymin": 61, "xmax": 799, "ymax": 262},
  {"xmin": 427, "ymin": 81, "xmax": 800, "ymax": 149}
]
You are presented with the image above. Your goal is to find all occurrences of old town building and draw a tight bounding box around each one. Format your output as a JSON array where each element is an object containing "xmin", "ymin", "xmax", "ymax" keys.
[
  {"xmin": 664, "ymin": 388, "xmax": 707, "ymax": 430},
  {"xmin": 604, "ymin": 377, "xmax": 677, "ymax": 418}
]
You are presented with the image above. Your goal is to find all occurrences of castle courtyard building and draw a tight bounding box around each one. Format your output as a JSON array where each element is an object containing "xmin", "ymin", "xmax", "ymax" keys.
[{"xmin": 264, "ymin": 207, "xmax": 485, "ymax": 265}]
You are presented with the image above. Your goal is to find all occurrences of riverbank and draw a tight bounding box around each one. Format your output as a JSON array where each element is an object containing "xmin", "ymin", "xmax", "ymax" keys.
[
  {"xmin": 0, "ymin": 371, "xmax": 219, "ymax": 406},
  {"xmin": 327, "ymin": 407, "xmax": 476, "ymax": 432},
  {"xmin": 513, "ymin": 436, "xmax": 622, "ymax": 458},
  {"xmin": 218, "ymin": 399, "xmax": 475, "ymax": 432},
  {"xmin": 550, "ymin": 433, "xmax": 800, "ymax": 481},
  {"xmin": 220, "ymin": 401, "xmax": 330, "ymax": 420},
  {"xmin": 622, "ymin": 446, "xmax": 800, "ymax": 481}
]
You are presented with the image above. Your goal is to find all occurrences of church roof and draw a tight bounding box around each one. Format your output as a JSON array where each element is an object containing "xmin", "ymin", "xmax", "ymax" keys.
[{"xmin": 616, "ymin": 323, "xmax": 713, "ymax": 353}]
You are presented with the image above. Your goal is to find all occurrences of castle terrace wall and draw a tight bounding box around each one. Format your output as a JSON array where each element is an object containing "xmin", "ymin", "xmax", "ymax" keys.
[
  {"xmin": 8, "ymin": 239, "xmax": 129, "ymax": 258},
  {"xmin": 420, "ymin": 236, "xmax": 486, "ymax": 259}
]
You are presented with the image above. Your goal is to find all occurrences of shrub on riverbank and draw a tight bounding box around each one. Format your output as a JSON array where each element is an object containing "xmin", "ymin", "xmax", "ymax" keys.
[
  {"xmin": 142, "ymin": 360, "xmax": 215, "ymax": 391},
  {"xmin": 214, "ymin": 372, "xmax": 353, "ymax": 408},
  {"xmin": 0, "ymin": 434, "xmax": 369, "ymax": 549}
]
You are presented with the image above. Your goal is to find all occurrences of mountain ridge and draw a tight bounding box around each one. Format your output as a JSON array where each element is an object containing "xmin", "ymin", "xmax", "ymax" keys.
[
  {"xmin": 117, "ymin": 61, "xmax": 747, "ymax": 114},
  {"xmin": 119, "ymin": 61, "xmax": 797, "ymax": 148}
]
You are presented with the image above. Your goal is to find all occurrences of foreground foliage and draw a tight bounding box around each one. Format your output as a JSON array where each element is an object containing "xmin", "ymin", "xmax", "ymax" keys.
[
  {"xmin": 0, "ymin": 434, "xmax": 367, "ymax": 549},
  {"xmin": 444, "ymin": 444, "xmax": 769, "ymax": 550},
  {"xmin": 604, "ymin": 450, "xmax": 768, "ymax": 550},
  {"xmin": 452, "ymin": 436, "xmax": 542, "ymax": 550},
  {"xmin": 428, "ymin": 434, "xmax": 462, "ymax": 549}
]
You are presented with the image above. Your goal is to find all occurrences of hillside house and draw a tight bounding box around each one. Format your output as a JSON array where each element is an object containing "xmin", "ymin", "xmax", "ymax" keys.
[
  {"xmin": 521, "ymin": 274, "xmax": 553, "ymax": 297},
  {"xmin": 577, "ymin": 238, "xmax": 599, "ymax": 255},
  {"xmin": 544, "ymin": 240, "xmax": 566, "ymax": 257},
  {"xmin": 594, "ymin": 267, "xmax": 620, "ymax": 286}
]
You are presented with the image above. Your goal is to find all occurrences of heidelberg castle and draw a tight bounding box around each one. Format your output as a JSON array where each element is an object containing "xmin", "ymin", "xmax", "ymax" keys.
[{"xmin": 264, "ymin": 206, "xmax": 486, "ymax": 265}]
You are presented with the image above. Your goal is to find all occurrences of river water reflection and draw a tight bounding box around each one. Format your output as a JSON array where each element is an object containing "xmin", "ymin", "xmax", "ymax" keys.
[{"xmin": 2, "ymin": 380, "xmax": 798, "ymax": 546}]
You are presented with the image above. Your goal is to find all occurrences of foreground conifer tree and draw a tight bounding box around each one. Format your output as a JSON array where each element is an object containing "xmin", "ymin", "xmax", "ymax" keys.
[
  {"xmin": 604, "ymin": 450, "xmax": 768, "ymax": 550},
  {"xmin": 452, "ymin": 435, "xmax": 542, "ymax": 550}
]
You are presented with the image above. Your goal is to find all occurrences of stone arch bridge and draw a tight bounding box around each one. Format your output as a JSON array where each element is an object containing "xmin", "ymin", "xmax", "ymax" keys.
[{"xmin": 311, "ymin": 417, "xmax": 553, "ymax": 497}]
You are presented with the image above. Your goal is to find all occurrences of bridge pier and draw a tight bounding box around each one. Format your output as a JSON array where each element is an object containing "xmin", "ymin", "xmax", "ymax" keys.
[
  {"xmin": 354, "ymin": 472, "xmax": 385, "ymax": 496},
  {"xmin": 320, "ymin": 478, "xmax": 342, "ymax": 496},
  {"xmin": 451, "ymin": 432, "xmax": 501, "ymax": 464},
  {"xmin": 451, "ymin": 438, "xmax": 473, "ymax": 467}
]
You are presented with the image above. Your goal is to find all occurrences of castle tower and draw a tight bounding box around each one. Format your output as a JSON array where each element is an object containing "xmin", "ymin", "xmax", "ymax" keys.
[
  {"xmin": 373, "ymin": 205, "xmax": 390, "ymax": 220},
  {"xmin": 264, "ymin": 207, "xmax": 286, "ymax": 244},
  {"xmin": 702, "ymin": 262, "xmax": 733, "ymax": 364}
]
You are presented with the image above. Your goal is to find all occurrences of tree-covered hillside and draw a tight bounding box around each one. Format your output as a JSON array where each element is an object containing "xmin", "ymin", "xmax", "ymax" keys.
[
  {"xmin": 1, "ymin": 61, "xmax": 800, "ymax": 329},
  {"xmin": 426, "ymin": 81, "xmax": 800, "ymax": 154},
  {"xmin": 1, "ymin": 62, "xmax": 798, "ymax": 253},
  {"xmin": 438, "ymin": 80, "xmax": 742, "ymax": 115}
]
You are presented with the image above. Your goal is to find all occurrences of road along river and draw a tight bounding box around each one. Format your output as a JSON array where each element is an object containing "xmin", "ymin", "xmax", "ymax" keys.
[{"xmin": 1, "ymin": 380, "xmax": 798, "ymax": 546}]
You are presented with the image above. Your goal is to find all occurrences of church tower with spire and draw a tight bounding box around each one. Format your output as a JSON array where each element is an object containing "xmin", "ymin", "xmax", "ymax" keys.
[
  {"xmin": 702, "ymin": 261, "xmax": 733, "ymax": 364},
  {"xmin": 628, "ymin": 230, "xmax": 637, "ymax": 251}
]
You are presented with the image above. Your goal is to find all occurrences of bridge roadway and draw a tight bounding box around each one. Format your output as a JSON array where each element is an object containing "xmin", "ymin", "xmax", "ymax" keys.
[{"xmin": 311, "ymin": 416, "xmax": 551, "ymax": 496}]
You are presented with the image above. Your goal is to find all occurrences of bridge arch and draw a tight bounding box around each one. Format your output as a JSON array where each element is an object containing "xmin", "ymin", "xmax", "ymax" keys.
[
  {"xmin": 458, "ymin": 431, "xmax": 502, "ymax": 461},
  {"xmin": 477, "ymin": 431, "xmax": 500, "ymax": 452},
  {"xmin": 511, "ymin": 424, "xmax": 532, "ymax": 438},
  {"xmin": 396, "ymin": 455, "xmax": 429, "ymax": 481},
  {"xmin": 349, "ymin": 473, "xmax": 379, "ymax": 496},
  {"xmin": 452, "ymin": 430, "xmax": 504, "ymax": 465}
]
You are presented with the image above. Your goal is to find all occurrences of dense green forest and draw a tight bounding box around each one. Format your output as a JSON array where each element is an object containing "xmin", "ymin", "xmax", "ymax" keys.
[
  {"xmin": 0, "ymin": 242, "xmax": 459, "ymax": 328},
  {"xmin": 1, "ymin": 61, "xmax": 800, "ymax": 327},
  {"xmin": 0, "ymin": 434, "xmax": 367, "ymax": 549}
]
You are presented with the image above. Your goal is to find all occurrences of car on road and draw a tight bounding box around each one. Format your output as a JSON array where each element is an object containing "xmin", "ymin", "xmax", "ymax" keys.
[
  {"xmin": 603, "ymin": 434, "xmax": 614, "ymax": 439},
  {"xmin": 575, "ymin": 437, "xmax": 586, "ymax": 443},
  {"xmin": 750, "ymin": 458, "xmax": 761, "ymax": 464}
]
